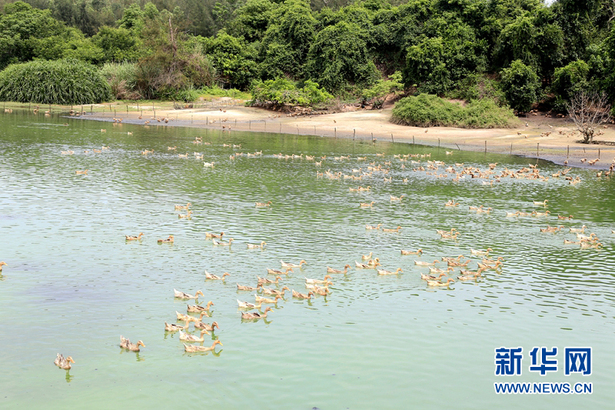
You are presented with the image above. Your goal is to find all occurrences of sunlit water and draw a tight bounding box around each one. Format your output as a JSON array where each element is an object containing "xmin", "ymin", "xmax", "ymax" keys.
[{"xmin": 1, "ymin": 112, "xmax": 614, "ymax": 409}]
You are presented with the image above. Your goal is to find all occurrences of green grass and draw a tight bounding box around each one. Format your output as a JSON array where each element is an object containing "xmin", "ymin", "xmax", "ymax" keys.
[
  {"xmin": 391, "ymin": 94, "xmax": 519, "ymax": 128},
  {"xmin": 196, "ymin": 86, "xmax": 251, "ymax": 101}
]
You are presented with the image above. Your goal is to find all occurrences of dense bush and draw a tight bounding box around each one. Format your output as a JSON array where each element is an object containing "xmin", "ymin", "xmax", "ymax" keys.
[
  {"xmin": 391, "ymin": 94, "xmax": 517, "ymax": 128},
  {"xmin": 500, "ymin": 60, "xmax": 541, "ymax": 113},
  {"xmin": 100, "ymin": 62, "xmax": 139, "ymax": 99},
  {"xmin": 250, "ymin": 77, "xmax": 332, "ymax": 108},
  {"xmin": 447, "ymin": 74, "xmax": 507, "ymax": 107},
  {"xmin": 361, "ymin": 71, "xmax": 404, "ymax": 108},
  {"xmin": 0, "ymin": 59, "xmax": 111, "ymax": 104}
]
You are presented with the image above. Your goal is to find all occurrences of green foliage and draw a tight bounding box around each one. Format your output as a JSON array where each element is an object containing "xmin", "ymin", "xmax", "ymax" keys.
[
  {"xmin": 403, "ymin": 18, "xmax": 486, "ymax": 95},
  {"xmin": 447, "ymin": 74, "xmax": 506, "ymax": 106},
  {"xmin": 230, "ymin": 0, "xmax": 275, "ymax": 42},
  {"xmin": 93, "ymin": 26, "xmax": 141, "ymax": 62},
  {"xmin": 259, "ymin": 0, "xmax": 317, "ymax": 79},
  {"xmin": 492, "ymin": 10, "xmax": 564, "ymax": 76},
  {"xmin": 391, "ymin": 93, "xmax": 517, "ymax": 128},
  {"xmin": 361, "ymin": 71, "xmax": 403, "ymax": 108},
  {"xmin": 201, "ymin": 30, "xmax": 257, "ymax": 89},
  {"xmin": 134, "ymin": 8, "xmax": 217, "ymax": 99},
  {"xmin": 306, "ymin": 21, "xmax": 379, "ymax": 93},
  {"xmin": 29, "ymin": 26, "xmax": 104, "ymax": 64},
  {"xmin": 0, "ymin": 58, "xmax": 112, "ymax": 104},
  {"xmin": 552, "ymin": 60, "xmax": 590, "ymax": 101},
  {"xmin": 197, "ymin": 85, "xmax": 251, "ymax": 100},
  {"xmin": 0, "ymin": 1, "xmax": 66, "ymax": 68},
  {"xmin": 250, "ymin": 77, "xmax": 332, "ymax": 108},
  {"xmin": 500, "ymin": 59, "xmax": 540, "ymax": 113},
  {"xmin": 99, "ymin": 62, "xmax": 138, "ymax": 99}
]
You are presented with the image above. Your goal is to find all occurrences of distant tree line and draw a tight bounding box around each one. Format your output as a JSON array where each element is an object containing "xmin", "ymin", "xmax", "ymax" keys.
[{"xmin": 1, "ymin": 0, "xmax": 615, "ymax": 114}]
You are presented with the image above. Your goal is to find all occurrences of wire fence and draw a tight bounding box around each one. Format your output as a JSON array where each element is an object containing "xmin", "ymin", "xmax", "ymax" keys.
[{"xmin": 4, "ymin": 101, "xmax": 613, "ymax": 167}]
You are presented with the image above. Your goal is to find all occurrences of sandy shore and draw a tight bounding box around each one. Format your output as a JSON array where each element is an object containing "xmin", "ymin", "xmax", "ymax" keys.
[{"xmin": 63, "ymin": 100, "xmax": 615, "ymax": 170}]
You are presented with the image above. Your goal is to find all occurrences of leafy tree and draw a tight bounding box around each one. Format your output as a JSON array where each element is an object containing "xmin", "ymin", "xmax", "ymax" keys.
[
  {"xmin": 200, "ymin": 30, "xmax": 258, "ymax": 89},
  {"xmin": 306, "ymin": 21, "xmax": 379, "ymax": 93},
  {"xmin": 229, "ymin": 0, "xmax": 275, "ymax": 42},
  {"xmin": 92, "ymin": 26, "xmax": 141, "ymax": 62},
  {"xmin": 552, "ymin": 60, "xmax": 590, "ymax": 101},
  {"xmin": 259, "ymin": 0, "xmax": 317, "ymax": 79},
  {"xmin": 492, "ymin": 10, "xmax": 564, "ymax": 77},
  {"xmin": 0, "ymin": 1, "xmax": 66, "ymax": 68},
  {"xmin": 403, "ymin": 18, "xmax": 486, "ymax": 95},
  {"xmin": 500, "ymin": 59, "xmax": 540, "ymax": 112}
]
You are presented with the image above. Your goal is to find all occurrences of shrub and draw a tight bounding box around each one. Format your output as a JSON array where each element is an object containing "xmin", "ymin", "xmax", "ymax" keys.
[
  {"xmin": 100, "ymin": 62, "xmax": 139, "ymax": 99},
  {"xmin": 448, "ymin": 74, "xmax": 506, "ymax": 106},
  {"xmin": 361, "ymin": 71, "xmax": 404, "ymax": 109},
  {"xmin": 500, "ymin": 60, "xmax": 541, "ymax": 113},
  {"xmin": 250, "ymin": 78, "xmax": 332, "ymax": 109},
  {"xmin": 391, "ymin": 94, "xmax": 517, "ymax": 128},
  {"xmin": 0, "ymin": 59, "xmax": 112, "ymax": 104}
]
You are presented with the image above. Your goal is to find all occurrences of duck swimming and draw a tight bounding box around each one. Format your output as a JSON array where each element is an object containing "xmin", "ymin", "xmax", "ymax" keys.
[
  {"xmin": 241, "ymin": 307, "xmax": 273, "ymax": 320},
  {"xmin": 54, "ymin": 354, "xmax": 75, "ymax": 370},
  {"xmin": 174, "ymin": 289, "xmax": 204, "ymax": 299},
  {"xmin": 184, "ymin": 340, "xmax": 222, "ymax": 352}
]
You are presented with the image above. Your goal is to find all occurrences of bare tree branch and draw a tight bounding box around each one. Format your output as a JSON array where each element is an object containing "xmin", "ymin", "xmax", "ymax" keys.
[{"xmin": 567, "ymin": 91, "xmax": 612, "ymax": 144}]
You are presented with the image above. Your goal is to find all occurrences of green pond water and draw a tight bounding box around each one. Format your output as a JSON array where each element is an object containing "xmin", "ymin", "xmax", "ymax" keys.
[{"xmin": 0, "ymin": 111, "xmax": 614, "ymax": 409}]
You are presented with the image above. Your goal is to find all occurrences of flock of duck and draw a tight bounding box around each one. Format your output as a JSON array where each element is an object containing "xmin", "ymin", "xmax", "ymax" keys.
[{"xmin": 41, "ymin": 131, "xmax": 611, "ymax": 374}]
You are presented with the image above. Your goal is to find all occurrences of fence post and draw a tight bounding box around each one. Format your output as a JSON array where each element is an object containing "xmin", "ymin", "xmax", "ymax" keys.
[
  {"xmin": 510, "ymin": 143, "xmax": 512, "ymax": 155},
  {"xmin": 567, "ymin": 145, "xmax": 569, "ymax": 158},
  {"xmin": 265, "ymin": 121, "xmax": 266, "ymax": 132},
  {"xmin": 598, "ymin": 148, "xmax": 601, "ymax": 158},
  {"xmin": 438, "ymin": 138, "xmax": 440, "ymax": 150},
  {"xmin": 537, "ymin": 143, "xmax": 539, "ymax": 157},
  {"xmin": 391, "ymin": 133, "xmax": 394, "ymax": 143},
  {"xmin": 280, "ymin": 123, "xmax": 281, "ymax": 133},
  {"xmin": 335, "ymin": 127, "xmax": 337, "ymax": 138},
  {"xmin": 353, "ymin": 129, "xmax": 356, "ymax": 140},
  {"xmin": 484, "ymin": 140, "xmax": 487, "ymax": 154},
  {"xmin": 297, "ymin": 125, "xmax": 299, "ymax": 135},
  {"xmin": 249, "ymin": 120, "xmax": 251, "ymax": 129},
  {"xmin": 413, "ymin": 135, "xmax": 415, "ymax": 145}
]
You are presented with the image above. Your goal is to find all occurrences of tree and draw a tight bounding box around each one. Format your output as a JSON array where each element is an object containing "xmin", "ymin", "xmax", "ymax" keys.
[
  {"xmin": 306, "ymin": 21, "xmax": 378, "ymax": 93},
  {"xmin": 0, "ymin": 1, "xmax": 66, "ymax": 68},
  {"xmin": 500, "ymin": 59, "xmax": 540, "ymax": 113},
  {"xmin": 567, "ymin": 91, "xmax": 611, "ymax": 144},
  {"xmin": 552, "ymin": 60, "xmax": 590, "ymax": 102},
  {"xmin": 258, "ymin": 0, "xmax": 317, "ymax": 79},
  {"xmin": 200, "ymin": 30, "xmax": 258, "ymax": 89},
  {"xmin": 403, "ymin": 18, "xmax": 486, "ymax": 95}
]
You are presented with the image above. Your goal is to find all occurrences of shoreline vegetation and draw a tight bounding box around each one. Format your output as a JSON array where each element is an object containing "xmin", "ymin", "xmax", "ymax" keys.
[
  {"xmin": 1, "ymin": 1, "xmax": 615, "ymax": 142},
  {"xmin": 4, "ymin": 99, "xmax": 614, "ymax": 170}
]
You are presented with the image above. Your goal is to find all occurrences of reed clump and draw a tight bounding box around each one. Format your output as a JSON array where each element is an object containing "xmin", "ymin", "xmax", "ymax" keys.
[{"xmin": 0, "ymin": 59, "xmax": 112, "ymax": 104}]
